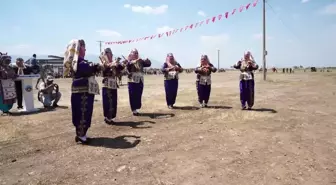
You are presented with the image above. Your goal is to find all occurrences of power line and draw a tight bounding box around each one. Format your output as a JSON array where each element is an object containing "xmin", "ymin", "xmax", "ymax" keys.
[{"xmin": 265, "ymin": 0, "xmax": 302, "ymax": 43}]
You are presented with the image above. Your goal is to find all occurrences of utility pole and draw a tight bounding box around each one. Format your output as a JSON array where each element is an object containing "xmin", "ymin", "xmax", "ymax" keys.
[
  {"xmin": 262, "ymin": 0, "xmax": 267, "ymax": 80},
  {"xmin": 217, "ymin": 49, "xmax": 220, "ymax": 69},
  {"xmin": 97, "ymin": 41, "xmax": 103, "ymax": 53}
]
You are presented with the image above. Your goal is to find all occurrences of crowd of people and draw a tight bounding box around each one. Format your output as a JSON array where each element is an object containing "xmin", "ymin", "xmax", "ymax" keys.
[{"xmin": 0, "ymin": 39, "xmax": 259, "ymax": 144}]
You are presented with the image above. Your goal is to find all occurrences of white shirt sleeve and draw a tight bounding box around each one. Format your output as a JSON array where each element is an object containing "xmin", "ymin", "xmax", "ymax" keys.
[{"xmin": 39, "ymin": 82, "xmax": 46, "ymax": 91}]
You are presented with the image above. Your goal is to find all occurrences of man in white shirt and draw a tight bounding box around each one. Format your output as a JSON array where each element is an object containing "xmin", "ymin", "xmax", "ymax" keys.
[{"xmin": 38, "ymin": 75, "xmax": 61, "ymax": 107}]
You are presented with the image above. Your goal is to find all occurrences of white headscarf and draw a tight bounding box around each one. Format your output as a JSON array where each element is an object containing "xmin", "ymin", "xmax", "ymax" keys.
[{"xmin": 63, "ymin": 39, "xmax": 81, "ymax": 76}]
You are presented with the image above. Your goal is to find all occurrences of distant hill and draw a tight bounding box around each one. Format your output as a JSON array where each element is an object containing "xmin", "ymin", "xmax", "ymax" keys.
[{"xmin": 9, "ymin": 54, "xmax": 162, "ymax": 68}]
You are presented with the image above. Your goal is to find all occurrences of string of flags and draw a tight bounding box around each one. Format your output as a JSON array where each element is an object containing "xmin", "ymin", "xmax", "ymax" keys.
[{"xmin": 105, "ymin": 0, "xmax": 259, "ymax": 45}]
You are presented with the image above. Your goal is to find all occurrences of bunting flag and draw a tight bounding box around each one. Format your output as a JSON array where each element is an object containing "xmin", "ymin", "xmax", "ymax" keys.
[{"xmin": 105, "ymin": 0, "xmax": 259, "ymax": 45}]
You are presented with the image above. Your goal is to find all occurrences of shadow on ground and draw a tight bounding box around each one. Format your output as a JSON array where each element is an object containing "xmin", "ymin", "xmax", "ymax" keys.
[
  {"xmin": 88, "ymin": 135, "xmax": 141, "ymax": 149},
  {"xmin": 111, "ymin": 120, "xmax": 155, "ymax": 129}
]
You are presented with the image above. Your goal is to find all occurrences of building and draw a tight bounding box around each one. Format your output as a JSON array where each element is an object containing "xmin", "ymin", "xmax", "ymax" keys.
[{"xmin": 37, "ymin": 58, "xmax": 63, "ymax": 74}]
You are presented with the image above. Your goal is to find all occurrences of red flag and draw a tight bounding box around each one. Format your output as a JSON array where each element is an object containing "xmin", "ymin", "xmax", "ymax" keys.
[
  {"xmin": 199, "ymin": 21, "xmax": 204, "ymax": 26},
  {"xmin": 184, "ymin": 25, "xmax": 189, "ymax": 31},
  {"xmin": 253, "ymin": 0, "xmax": 258, "ymax": 7},
  {"xmin": 239, "ymin": 5, "xmax": 245, "ymax": 12},
  {"xmin": 172, "ymin": 29, "xmax": 179, "ymax": 34},
  {"xmin": 189, "ymin": 24, "xmax": 194, "ymax": 29},
  {"xmin": 218, "ymin": 14, "xmax": 223, "ymax": 21},
  {"xmin": 231, "ymin": 8, "xmax": 236, "ymax": 15},
  {"xmin": 158, "ymin": 33, "xmax": 165, "ymax": 38},
  {"xmin": 194, "ymin": 22, "xmax": 200, "ymax": 28},
  {"xmin": 212, "ymin": 16, "xmax": 216, "ymax": 22},
  {"xmin": 166, "ymin": 31, "xmax": 172, "ymax": 36},
  {"xmin": 246, "ymin": 3, "xmax": 251, "ymax": 10},
  {"xmin": 144, "ymin": 36, "xmax": 149, "ymax": 40},
  {"xmin": 225, "ymin": 12, "xmax": 229, "ymax": 18},
  {"xmin": 179, "ymin": 27, "xmax": 184, "ymax": 32},
  {"xmin": 206, "ymin": 18, "xmax": 211, "ymax": 24},
  {"xmin": 150, "ymin": 34, "xmax": 156, "ymax": 39}
]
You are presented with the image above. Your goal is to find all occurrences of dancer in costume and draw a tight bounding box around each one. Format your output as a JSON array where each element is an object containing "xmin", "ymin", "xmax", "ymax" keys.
[
  {"xmin": 195, "ymin": 55, "xmax": 217, "ymax": 108},
  {"xmin": 0, "ymin": 53, "xmax": 17, "ymax": 115},
  {"xmin": 233, "ymin": 51, "xmax": 259, "ymax": 110},
  {"xmin": 126, "ymin": 49, "xmax": 151, "ymax": 115},
  {"xmin": 100, "ymin": 48, "xmax": 124, "ymax": 124},
  {"xmin": 64, "ymin": 39, "xmax": 100, "ymax": 144},
  {"xmin": 161, "ymin": 53, "xmax": 183, "ymax": 109}
]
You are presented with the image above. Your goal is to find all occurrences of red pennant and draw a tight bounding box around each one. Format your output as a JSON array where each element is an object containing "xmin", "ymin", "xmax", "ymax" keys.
[
  {"xmin": 212, "ymin": 16, "xmax": 216, "ymax": 22},
  {"xmin": 184, "ymin": 25, "xmax": 189, "ymax": 31},
  {"xmin": 158, "ymin": 33, "xmax": 165, "ymax": 38},
  {"xmin": 194, "ymin": 22, "xmax": 199, "ymax": 28},
  {"xmin": 150, "ymin": 34, "xmax": 156, "ymax": 39},
  {"xmin": 166, "ymin": 31, "xmax": 172, "ymax": 36},
  {"xmin": 231, "ymin": 9, "xmax": 236, "ymax": 15},
  {"xmin": 246, "ymin": 3, "xmax": 251, "ymax": 10},
  {"xmin": 218, "ymin": 14, "xmax": 223, "ymax": 21},
  {"xmin": 144, "ymin": 36, "xmax": 149, "ymax": 40},
  {"xmin": 172, "ymin": 29, "xmax": 179, "ymax": 34},
  {"xmin": 225, "ymin": 12, "xmax": 229, "ymax": 18},
  {"xmin": 239, "ymin": 5, "xmax": 244, "ymax": 12},
  {"xmin": 206, "ymin": 18, "xmax": 211, "ymax": 24},
  {"xmin": 189, "ymin": 24, "xmax": 194, "ymax": 29},
  {"xmin": 253, "ymin": 0, "xmax": 258, "ymax": 7},
  {"xmin": 179, "ymin": 27, "xmax": 184, "ymax": 32},
  {"xmin": 199, "ymin": 21, "xmax": 204, "ymax": 26}
]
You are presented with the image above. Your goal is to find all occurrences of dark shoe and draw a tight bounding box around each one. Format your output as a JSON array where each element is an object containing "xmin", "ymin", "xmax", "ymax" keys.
[
  {"xmin": 104, "ymin": 118, "xmax": 115, "ymax": 125},
  {"xmin": 247, "ymin": 107, "xmax": 252, "ymax": 110},
  {"xmin": 204, "ymin": 103, "xmax": 208, "ymax": 108},
  {"xmin": 132, "ymin": 110, "xmax": 139, "ymax": 116},
  {"xmin": 241, "ymin": 106, "xmax": 246, "ymax": 110},
  {"xmin": 75, "ymin": 136, "xmax": 90, "ymax": 144},
  {"xmin": 17, "ymin": 106, "xmax": 23, "ymax": 109},
  {"xmin": 52, "ymin": 103, "xmax": 59, "ymax": 107}
]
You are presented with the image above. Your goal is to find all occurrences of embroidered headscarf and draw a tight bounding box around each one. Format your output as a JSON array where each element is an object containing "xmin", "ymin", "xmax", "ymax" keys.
[
  {"xmin": 129, "ymin": 48, "xmax": 139, "ymax": 61},
  {"xmin": 244, "ymin": 51, "xmax": 254, "ymax": 61},
  {"xmin": 166, "ymin": 53, "xmax": 177, "ymax": 67},
  {"xmin": 100, "ymin": 48, "xmax": 113, "ymax": 66},
  {"xmin": 200, "ymin": 55, "xmax": 210, "ymax": 66},
  {"xmin": 63, "ymin": 39, "xmax": 85, "ymax": 76}
]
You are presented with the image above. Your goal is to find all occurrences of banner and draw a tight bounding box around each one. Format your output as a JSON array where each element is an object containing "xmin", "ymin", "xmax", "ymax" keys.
[{"xmin": 105, "ymin": 0, "xmax": 259, "ymax": 45}]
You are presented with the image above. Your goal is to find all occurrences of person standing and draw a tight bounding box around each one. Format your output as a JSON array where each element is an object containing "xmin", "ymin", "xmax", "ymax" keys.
[
  {"xmin": 125, "ymin": 49, "xmax": 151, "ymax": 115},
  {"xmin": 233, "ymin": 51, "xmax": 259, "ymax": 110},
  {"xmin": 161, "ymin": 53, "xmax": 183, "ymax": 109},
  {"xmin": 63, "ymin": 39, "xmax": 100, "ymax": 144},
  {"xmin": 195, "ymin": 55, "xmax": 217, "ymax": 108},
  {"xmin": 100, "ymin": 48, "xmax": 124, "ymax": 124}
]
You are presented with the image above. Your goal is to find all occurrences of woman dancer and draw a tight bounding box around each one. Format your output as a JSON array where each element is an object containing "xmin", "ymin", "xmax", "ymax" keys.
[
  {"xmin": 195, "ymin": 55, "xmax": 217, "ymax": 108},
  {"xmin": 100, "ymin": 48, "xmax": 124, "ymax": 124},
  {"xmin": 161, "ymin": 53, "xmax": 183, "ymax": 109},
  {"xmin": 233, "ymin": 51, "xmax": 259, "ymax": 110},
  {"xmin": 0, "ymin": 53, "xmax": 17, "ymax": 115},
  {"xmin": 126, "ymin": 49, "xmax": 151, "ymax": 115},
  {"xmin": 64, "ymin": 39, "xmax": 100, "ymax": 144}
]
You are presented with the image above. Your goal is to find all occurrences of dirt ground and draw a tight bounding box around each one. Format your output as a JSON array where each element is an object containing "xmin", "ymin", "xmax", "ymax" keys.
[{"xmin": 0, "ymin": 71, "xmax": 335, "ymax": 185}]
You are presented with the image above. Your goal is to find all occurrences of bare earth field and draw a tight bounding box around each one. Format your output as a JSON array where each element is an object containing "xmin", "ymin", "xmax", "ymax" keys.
[{"xmin": 0, "ymin": 71, "xmax": 336, "ymax": 185}]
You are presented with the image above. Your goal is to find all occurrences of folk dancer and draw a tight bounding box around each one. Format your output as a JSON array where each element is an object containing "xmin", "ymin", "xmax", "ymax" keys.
[
  {"xmin": 0, "ymin": 53, "xmax": 17, "ymax": 115},
  {"xmin": 195, "ymin": 55, "xmax": 217, "ymax": 108},
  {"xmin": 37, "ymin": 75, "xmax": 61, "ymax": 108},
  {"xmin": 161, "ymin": 53, "xmax": 183, "ymax": 109},
  {"xmin": 100, "ymin": 48, "xmax": 124, "ymax": 124},
  {"xmin": 126, "ymin": 49, "xmax": 151, "ymax": 115},
  {"xmin": 64, "ymin": 39, "xmax": 100, "ymax": 144},
  {"xmin": 233, "ymin": 51, "xmax": 259, "ymax": 110},
  {"xmin": 14, "ymin": 58, "xmax": 24, "ymax": 109}
]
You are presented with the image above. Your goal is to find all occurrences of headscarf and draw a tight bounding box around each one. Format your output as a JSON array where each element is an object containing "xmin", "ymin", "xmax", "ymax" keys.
[
  {"xmin": 244, "ymin": 51, "xmax": 254, "ymax": 61},
  {"xmin": 166, "ymin": 53, "xmax": 177, "ymax": 67},
  {"xmin": 129, "ymin": 48, "xmax": 139, "ymax": 61},
  {"xmin": 0, "ymin": 53, "xmax": 11, "ymax": 67},
  {"xmin": 200, "ymin": 55, "xmax": 210, "ymax": 67},
  {"xmin": 100, "ymin": 48, "xmax": 113, "ymax": 66},
  {"xmin": 63, "ymin": 39, "xmax": 85, "ymax": 76}
]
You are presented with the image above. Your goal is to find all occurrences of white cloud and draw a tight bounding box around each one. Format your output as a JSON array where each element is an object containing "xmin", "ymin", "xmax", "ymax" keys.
[
  {"xmin": 301, "ymin": 0, "xmax": 310, "ymax": 3},
  {"xmin": 197, "ymin": 10, "xmax": 206, "ymax": 17},
  {"xmin": 156, "ymin": 26, "xmax": 174, "ymax": 33},
  {"xmin": 124, "ymin": 4, "xmax": 168, "ymax": 15},
  {"xmin": 252, "ymin": 33, "xmax": 273, "ymax": 40},
  {"xmin": 320, "ymin": 2, "xmax": 336, "ymax": 15},
  {"xmin": 96, "ymin": 29, "xmax": 122, "ymax": 37}
]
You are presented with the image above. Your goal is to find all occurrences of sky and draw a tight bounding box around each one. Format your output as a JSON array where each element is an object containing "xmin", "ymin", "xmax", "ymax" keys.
[{"xmin": 1, "ymin": 0, "xmax": 336, "ymax": 68}]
